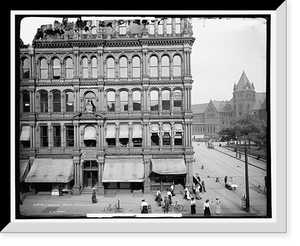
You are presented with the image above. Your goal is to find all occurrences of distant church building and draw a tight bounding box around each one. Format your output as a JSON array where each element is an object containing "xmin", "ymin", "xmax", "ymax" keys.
[{"xmin": 192, "ymin": 71, "xmax": 267, "ymax": 141}]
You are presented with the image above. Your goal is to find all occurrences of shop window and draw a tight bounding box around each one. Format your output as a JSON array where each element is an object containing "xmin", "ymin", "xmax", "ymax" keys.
[
  {"xmin": 65, "ymin": 58, "xmax": 73, "ymax": 79},
  {"xmin": 40, "ymin": 58, "xmax": 48, "ymax": 79},
  {"xmin": 40, "ymin": 125, "xmax": 48, "ymax": 147},
  {"xmin": 22, "ymin": 91, "xmax": 30, "ymax": 113},
  {"xmin": 85, "ymin": 140, "xmax": 96, "ymax": 147},
  {"xmin": 120, "ymin": 138, "xmax": 129, "ymax": 147},
  {"xmin": 132, "ymin": 56, "xmax": 141, "ymax": 77},
  {"xmin": 22, "ymin": 58, "xmax": 30, "ymax": 79},
  {"xmin": 40, "ymin": 91, "xmax": 48, "ymax": 113},
  {"xmin": 133, "ymin": 91, "xmax": 141, "ymax": 111},
  {"xmin": 174, "ymin": 132, "xmax": 182, "ymax": 145},
  {"xmin": 52, "ymin": 58, "xmax": 61, "ymax": 79},
  {"xmin": 150, "ymin": 90, "xmax": 159, "ymax": 111},
  {"xmin": 107, "ymin": 91, "xmax": 115, "ymax": 112},
  {"xmin": 162, "ymin": 90, "xmax": 170, "ymax": 110},
  {"xmin": 66, "ymin": 125, "xmax": 74, "ymax": 147},
  {"xmin": 53, "ymin": 125, "xmax": 61, "ymax": 147},
  {"xmin": 151, "ymin": 133, "xmax": 159, "ymax": 146},
  {"xmin": 120, "ymin": 91, "xmax": 128, "ymax": 111},
  {"xmin": 119, "ymin": 57, "xmax": 128, "ymax": 78},
  {"xmin": 53, "ymin": 91, "xmax": 61, "ymax": 112}
]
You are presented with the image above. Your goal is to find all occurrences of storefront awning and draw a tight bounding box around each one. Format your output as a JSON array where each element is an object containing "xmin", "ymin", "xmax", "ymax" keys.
[
  {"xmin": 25, "ymin": 159, "xmax": 74, "ymax": 183},
  {"xmin": 106, "ymin": 124, "xmax": 116, "ymax": 138},
  {"xmin": 174, "ymin": 123, "xmax": 183, "ymax": 132},
  {"xmin": 132, "ymin": 124, "xmax": 142, "ymax": 138},
  {"xmin": 151, "ymin": 158, "xmax": 187, "ymax": 175},
  {"xmin": 119, "ymin": 124, "xmax": 129, "ymax": 139},
  {"xmin": 102, "ymin": 158, "xmax": 144, "ymax": 182},
  {"xmin": 20, "ymin": 126, "xmax": 31, "ymax": 141},
  {"xmin": 150, "ymin": 124, "xmax": 159, "ymax": 132},
  {"xmin": 20, "ymin": 159, "xmax": 30, "ymax": 182},
  {"xmin": 84, "ymin": 126, "xmax": 97, "ymax": 140},
  {"xmin": 162, "ymin": 123, "xmax": 171, "ymax": 132}
]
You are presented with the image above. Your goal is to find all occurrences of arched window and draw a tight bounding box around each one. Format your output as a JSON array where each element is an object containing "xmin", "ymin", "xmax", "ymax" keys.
[
  {"xmin": 173, "ymin": 90, "xmax": 182, "ymax": 109},
  {"xmin": 65, "ymin": 91, "xmax": 74, "ymax": 112},
  {"xmin": 161, "ymin": 56, "xmax": 170, "ymax": 77},
  {"xmin": 150, "ymin": 90, "xmax": 159, "ymax": 111},
  {"xmin": 65, "ymin": 58, "xmax": 73, "ymax": 79},
  {"xmin": 132, "ymin": 56, "xmax": 141, "ymax": 78},
  {"xmin": 53, "ymin": 91, "xmax": 61, "ymax": 112},
  {"xmin": 133, "ymin": 90, "xmax": 141, "ymax": 111},
  {"xmin": 53, "ymin": 58, "xmax": 61, "ymax": 79},
  {"xmin": 106, "ymin": 57, "xmax": 115, "ymax": 78},
  {"xmin": 119, "ymin": 57, "xmax": 128, "ymax": 78},
  {"xmin": 22, "ymin": 91, "xmax": 30, "ymax": 113},
  {"xmin": 162, "ymin": 90, "xmax": 170, "ymax": 110},
  {"xmin": 84, "ymin": 91, "xmax": 96, "ymax": 112},
  {"xmin": 173, "ymin": 55, "xmax": 181, "ymax": 76},
  {"xmin": 120, "ymin": 91, "xmax": 128, "ymax": 111},
  {"xmin": 82, "ymin": 57, "xmax": 88, "ymax": 78},
  {"xmin": 91, "ymin": 57, "xmax": 97, "ymax": 78},
  {"xmin": 40, "ymin": 91, "xmax": 48, "ymax": 113},
  {"xmin": 150, "ymin": 56, "xmax": 158, "ymax": 77},
  {"xmin": 40, "ymin": 58, "xmax": 48, "ymax": 79},
  {"xmin": 107, "ymin": 91, "xmax": 115, "ymax": 112},
  {"xmin": 22, "ymin": 58, "xmax": 30, "ymax": 79}
]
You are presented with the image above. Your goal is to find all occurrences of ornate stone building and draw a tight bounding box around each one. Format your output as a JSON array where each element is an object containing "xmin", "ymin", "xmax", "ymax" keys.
[
  {"xmin": 19, "ymin": 17, "xmax": 195, "ymax": 195},
  {"xmin": 192, "ymin": 71, "xmax": 267, "ymax": 141}
]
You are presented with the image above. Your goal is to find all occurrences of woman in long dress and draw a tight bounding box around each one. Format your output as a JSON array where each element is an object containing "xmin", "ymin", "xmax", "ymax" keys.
[
  {"xmin": 203, "ymin": 199, "xmax": 211, "ymax": 217},
  {"xmin": 191, "ymin": 197, "xmax": 196, "ymax": 214},
  {"xmin": 215, "ymin": 197, "xmax": 221, "ymax": 215},
  {"xmin": 155, "ymin": 188, "xmax": 163, "ymax": 206}
]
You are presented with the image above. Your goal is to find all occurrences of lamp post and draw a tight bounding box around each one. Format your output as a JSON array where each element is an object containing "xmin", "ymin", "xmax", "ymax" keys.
[{"xmin": 244, "ymin": 145, "xmax": 250, "ymax": 212}]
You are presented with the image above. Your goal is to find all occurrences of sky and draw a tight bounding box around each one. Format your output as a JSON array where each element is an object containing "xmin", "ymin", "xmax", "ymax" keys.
[{"xmin": 20, "ymin": 16, "xmax": 267, "ymax": 105}]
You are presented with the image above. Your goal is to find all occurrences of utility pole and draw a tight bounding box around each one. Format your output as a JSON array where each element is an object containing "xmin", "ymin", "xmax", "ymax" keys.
[{"xmin": 244, "ymin": 145, "xmax": 250, "ymax": 212}]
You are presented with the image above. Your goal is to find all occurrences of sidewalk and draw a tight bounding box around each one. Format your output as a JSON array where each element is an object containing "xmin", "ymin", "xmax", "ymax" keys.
[{"xmin": 19, "ymin": 186, "xmax": 262, "ymax": 218}]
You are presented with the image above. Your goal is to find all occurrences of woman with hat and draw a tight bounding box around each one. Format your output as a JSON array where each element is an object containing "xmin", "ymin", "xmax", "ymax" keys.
[
  {"xmin": 203, "ymin": 199, "xmax": 211, "ymax": 217},
  {"xmin": 141, "ymin": 199, "xmax": 148, "ymax": 213},
  {"xmin": 215, "ymin": 197, "xmax": 221, "ymax": 215}
]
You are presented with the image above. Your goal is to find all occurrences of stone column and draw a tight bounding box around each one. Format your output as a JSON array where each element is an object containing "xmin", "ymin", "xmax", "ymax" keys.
[
  {"xmin": 144, "ymin": 157, "xmax": 151, "ymax": 193},
  {"xmin": 48, "ymin": 122, "xmax": 52, "ymax": 151}
]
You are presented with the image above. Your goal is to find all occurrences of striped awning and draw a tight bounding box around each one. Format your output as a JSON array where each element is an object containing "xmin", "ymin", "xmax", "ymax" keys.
[
  {"xmin": 151, "ymin": 158, "xmax": 187, "ymax": 175},
  {"xmin": 106, "ymin": 124, "xmax": 116, "ymax": 138},
  {"xmin": 132, "ymin": 124, "xmax": 142, "ymax": 139},
  {"xmin": 119, "ymin": 124, "xmax": 129, "ymax": 139},
  {"xmin": 25, "ymin": 159, "xmax": 74, "ymax": 183},
  {"xmin": 102, "ymin": 158, "xmax": 144, "ymax": 182},
  {"xmin": 20, "ymin": 159, "xmax": 30, "ymax": 182},
  {"xmin": 20, "ymin": 126, "xmax": 31, "ymax": 141}
]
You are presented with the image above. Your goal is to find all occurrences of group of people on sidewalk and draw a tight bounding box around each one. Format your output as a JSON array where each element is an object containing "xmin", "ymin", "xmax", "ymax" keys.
[{"xmin": 154, "ymin": 184, "xmax": 176, "ymax": 213}]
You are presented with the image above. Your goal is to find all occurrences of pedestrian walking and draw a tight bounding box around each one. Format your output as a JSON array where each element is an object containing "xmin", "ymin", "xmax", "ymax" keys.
[
  {"xmin": 215, "ymin": 197, "xmax": 221, "ymax": 215},
  {"xmin": 224, "ymin": 176, "xmax": 228, "ymax": 186},
  {"xmin": 203, "ymin": 199, "xmax": 211, "ymax": 217},
  {"xmin": 141, "ymin": 199, "xmax": 149, "ymax": 213},
  {"xmin": 170, "ymin": 184, "xmax": 175, "ymax": 197},
  {"xmin": 191, "ymin": 197, "xmax": 196, "ymax": 214},
  {"xmin": 163, "ymin": 195, "xmax": 171, "ymax": 213},
  {"xmin": 155, "ymin": 188, "xmax": 163, "ymax": 206},
  {"xmin": 91, "ymin": 188, "xmax": 98, "ymax": 204},
  {"xmin": 201, "ymin": 179, "xmax": 206, "ymax": 192},
  {"xmin": 167, "ymin": 189, "xmax": 172, "ymax": 204},
  {"xmin": 195, "ymin": 184, "xmax": 202, "ymax": 200},
  {"xmin": 183, "ymin": 186, "xmax": 192, "ymax": 200}
]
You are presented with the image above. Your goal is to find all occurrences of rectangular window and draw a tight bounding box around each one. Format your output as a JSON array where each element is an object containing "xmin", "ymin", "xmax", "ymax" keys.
[
  {"xmin": 66, "ymin": 126, "xmax": 74, "ymax": 147},
  {"xmin": 40, "ymin": 126, "xmax": 48, "ymax": 147},
  {"xmin": 53, "ymin": 126, "xmax": 61, "ymax": 147}
]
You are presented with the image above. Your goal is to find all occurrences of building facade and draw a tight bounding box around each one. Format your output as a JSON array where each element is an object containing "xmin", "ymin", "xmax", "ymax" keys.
[
  {"xmin": 192, "ymin": 71, "xmax": 267, "ymax": 141},
  {"xmin": 19, "ymin": 17, "xmax": 195, "ymax": 195}
]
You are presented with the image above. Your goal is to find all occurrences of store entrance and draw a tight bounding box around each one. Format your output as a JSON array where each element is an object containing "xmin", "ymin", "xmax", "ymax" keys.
[{"xmin": 83, "ymin": 161, "xmax": 98, "ymax": 188}]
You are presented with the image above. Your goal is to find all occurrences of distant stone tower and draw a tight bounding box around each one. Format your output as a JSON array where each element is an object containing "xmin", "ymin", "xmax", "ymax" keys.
[{"xmin": 233, "ymin": 71, "xmax": 256, "ymax": 117}]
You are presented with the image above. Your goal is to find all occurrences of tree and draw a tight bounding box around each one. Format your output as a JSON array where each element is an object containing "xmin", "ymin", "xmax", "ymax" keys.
[{"xmin": 218, "ymin": 127, "xmax": 236, "ymax": 143}]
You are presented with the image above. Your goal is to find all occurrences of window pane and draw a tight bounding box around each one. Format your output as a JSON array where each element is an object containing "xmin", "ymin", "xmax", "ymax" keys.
[
  {"xmin": 150, "ymin": 56, "xmax": 158, "ymax": 77},
  {"xmin": 150, "ymin": 90, "xmax": 159, "ymax": 111},
  {"xmin": 162, "ymin": 90, "xmax": 170, "ymax": 110},
  {"xmin": 53, "ymin": 58, "xmax": 61, "ymax": 79},
  {"xmin": 53, "ymin": 126, "xmax": 61, "ymax": 147},
  {"xmin": 173, "ymin": 55, "xmax": 181, "ymax": 76},
  {"xmin": 23, "ymin": 92, "xmax": 30, "ymax": 112},
  {"xmin": 40, "ymin": 126, "xmax": 48, "ymax": 147},
  {"xmin": 133, "ymin": 91, "xmax": 141, "ymax": 111},
  {"xmin": 120, "ymin": 91, "xmax": 128, "ymax": 111},
  {"xmin": 65, "ymin": 58, "xmax": 73, "ymax": 79},
  {"xmin": 107, "ymin": 91, "xmax": 115, "ymax": 112},
  {"xmin": 173, "ymin": 90, "xmax": 182, "ymax": 109},
  {"xmin": 40, "ymin": 58, "xmax": 48, "ymax": 79},
  {"xmin": 40, "ymin": 92, "xmax": 48, "ymax": 113},
  {"xmin": 91, "ymin": 57, "xmax": 97, "ymax": 78},
  {"xmin": 66, "ymin": 92, "xmax": 74, "ymax": 112},
  {"xmin": 53, "ymin": 92, "xmax": 61, "ymax": 112},
  {"xmin": 82, "ymin": 58, "xmax": 88, "ymax": 78},
  {"xmin": 161, "ymin": 56, "xmax": 169, "ymax": 77},
  {"xmin": 66, "ymin": 126, "xmax": 74, "ymax": 147},
  {"xmin": 132, "ymin": 57, "xmax": 141, "ymax": 77},
  {"xmin": 22, "ymin": 58, "xmax": 30, "ymax": 79}
]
